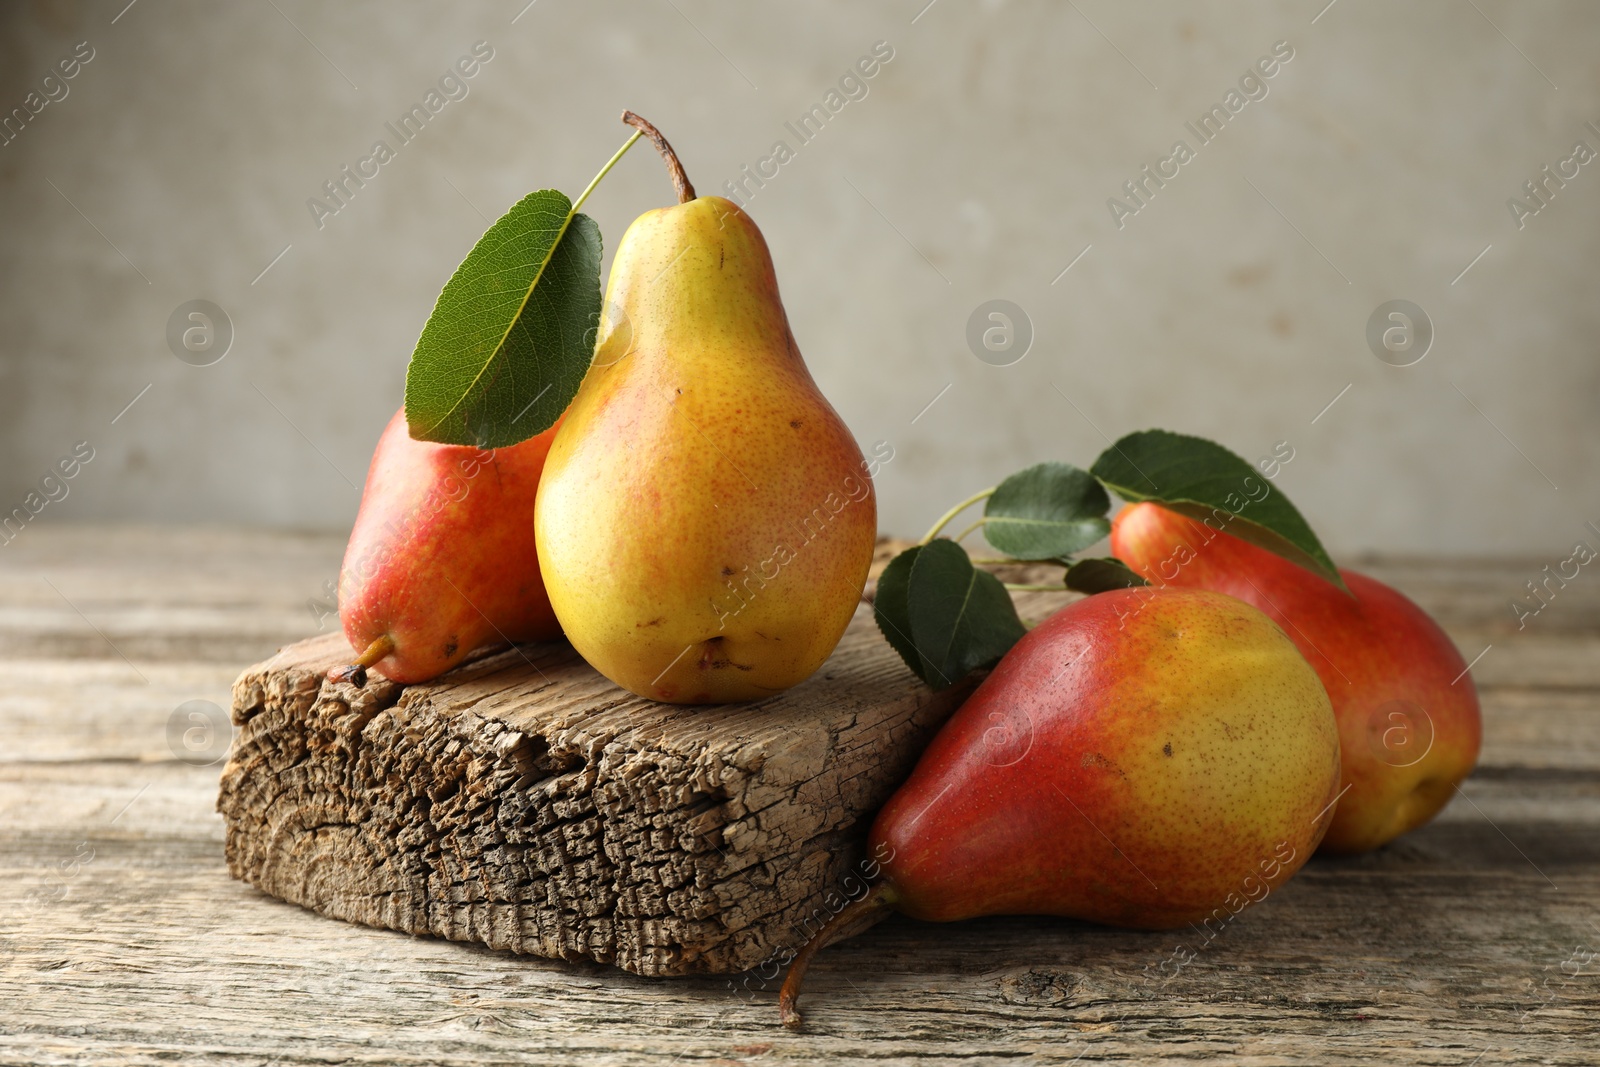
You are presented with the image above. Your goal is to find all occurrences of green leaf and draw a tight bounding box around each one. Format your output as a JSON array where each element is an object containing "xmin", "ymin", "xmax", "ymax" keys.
[
  {"xmin": 908, "ymin": 540, "xmax": 1029, "ymax": 690},
  {"xmin": 403, "ymin": 190, "xmax": 602, "ymax": 448},
  {"xmin": 873, "ymin": 546, "xmax": 925, "ymax": 680},
  {"xmin": 1064, "ymin": 557, "xmax": 1149, "ymax": 594},
  {"xmin": 983, "ymin": 461, "xmax": 1111, "ymax": 561},
  {"xmin": 1089, "ymin": 429, "xmax": 1345, "ymax": 590}
]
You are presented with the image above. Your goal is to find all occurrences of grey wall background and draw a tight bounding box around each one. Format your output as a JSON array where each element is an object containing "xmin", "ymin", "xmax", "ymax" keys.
[{"xmin": 2, "ymin": 0, "xmax": 1596, "ymax": 556}]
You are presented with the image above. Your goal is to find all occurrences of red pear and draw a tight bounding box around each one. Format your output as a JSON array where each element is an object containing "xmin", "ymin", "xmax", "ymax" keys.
[
  {"xmin": 332, "ymin": 409, "xmax": 562, "ymax": 685},
  {"xmin": 780, "ymin": 587, "xmax": 1340, "ymax": 1027},
  {"xmin": 1109, "ymin": 502, "xmax": 1482, "ymax": 854}
]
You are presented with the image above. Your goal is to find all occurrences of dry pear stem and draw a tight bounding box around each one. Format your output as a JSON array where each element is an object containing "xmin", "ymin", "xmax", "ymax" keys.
[
  {"xmin": 327, "ymin": 633, "xmax": 394, "ymax": 688},
  {"xmin": 778, "ymin": 882, "xmax": 897, "ymax": 1029},
  {"xmin": 621, "ymin": 110, "xmax": 696, "ymax": 204}
]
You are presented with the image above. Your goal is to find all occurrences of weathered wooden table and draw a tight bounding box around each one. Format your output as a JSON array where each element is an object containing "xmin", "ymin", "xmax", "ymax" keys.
[{"xmin": 3, "ymin": 527, "xmax": 1596, "ymax": 1064}]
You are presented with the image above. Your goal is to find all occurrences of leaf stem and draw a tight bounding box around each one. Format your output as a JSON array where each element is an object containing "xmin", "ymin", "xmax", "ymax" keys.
[
  {"xmin": 411, "ymin": 132, "xmax": 643, "ymax": 443},
  {"xmin": 1005, "ymin": 583, "xmax": 1069, "ymax": 592},
  {"xmin": 572, "ymin": 129, "xmax": 644, "ymax": 215},
  {"xmin": 950, "ymin": 517, "xmax": 988, "ymax": 544},
  {"xmin": 920, "ymin": 488, "xmax": 995, "ymax": 545}
]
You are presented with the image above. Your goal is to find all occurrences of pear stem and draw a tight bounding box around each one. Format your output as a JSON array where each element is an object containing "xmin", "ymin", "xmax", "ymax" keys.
[
  {"xmin": 572, "ymin": 129, "xmax": 645, "ymax": 215},
  {"xmin": 919, "ymin": 488, "xmax": 994, "ymax": 545},
  {"xmin": 621, "ymin": 110, "xmax": 696, "ymax": 204},
  {"xmin": 328, "ymin": 634, "xmax": 394, "ymax": 688},
  {"xmin": 778, "ymin": 881, "xmax": 897, "ymax": 1030}
]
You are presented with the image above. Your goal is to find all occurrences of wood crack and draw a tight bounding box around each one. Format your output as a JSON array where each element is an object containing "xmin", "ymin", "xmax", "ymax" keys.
[{"xmin": 217, "ymin": 617, "xmax": 971, "ymax": 975}]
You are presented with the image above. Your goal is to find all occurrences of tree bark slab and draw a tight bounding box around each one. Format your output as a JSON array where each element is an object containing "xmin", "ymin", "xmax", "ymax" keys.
[{"xmin": 216, "ymin": 608, "xmax": 967, "ymax": 976}]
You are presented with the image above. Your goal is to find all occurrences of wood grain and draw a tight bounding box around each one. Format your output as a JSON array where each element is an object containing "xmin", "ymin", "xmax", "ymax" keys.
[
  {"xmin": 3, "ymin": 526, "xmax": 1597, "ymax": 1064},
  {"xmin": 217, "ymin": 616, "xmax": 969, "ymax": 976}
]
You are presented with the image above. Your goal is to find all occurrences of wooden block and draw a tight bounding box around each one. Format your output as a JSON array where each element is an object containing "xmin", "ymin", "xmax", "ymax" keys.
[{"xmin": 216, "ymin": 607, "xmax": 968, "ymax": 976}]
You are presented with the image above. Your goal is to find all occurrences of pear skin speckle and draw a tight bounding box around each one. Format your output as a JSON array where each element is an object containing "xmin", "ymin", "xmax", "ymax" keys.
[{"xmin": 871, "ymin": 588, "xmax": 1340, "ymax": 929}]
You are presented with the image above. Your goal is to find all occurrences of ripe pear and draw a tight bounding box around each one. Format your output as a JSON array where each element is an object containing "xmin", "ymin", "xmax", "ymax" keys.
[
  {"xmin": 534, "ymin": 188, "xmax": 877, "ymax": 704},
  {"xmin": 1110, "ymin": 502, "xmax": 1482, "ymax": 854},
  {"xmin": 780, "ymin": 587, "xmax": 1340, "ymax": 1027},
  {"xmin": 333, "ymin": 408, "xmax": 563, "ymax": 685}
]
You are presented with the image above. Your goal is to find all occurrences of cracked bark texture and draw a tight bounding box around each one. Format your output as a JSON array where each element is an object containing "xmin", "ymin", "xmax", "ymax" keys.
[{"xmin": 217, "ymin": 607, "xmax": 969, "ymax": 975}]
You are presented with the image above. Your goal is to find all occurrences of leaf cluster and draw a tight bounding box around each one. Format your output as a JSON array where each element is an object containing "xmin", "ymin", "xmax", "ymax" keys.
[{"xmin": 876, "ymin": 432, "xmax": 1342, "ymax": 690}]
